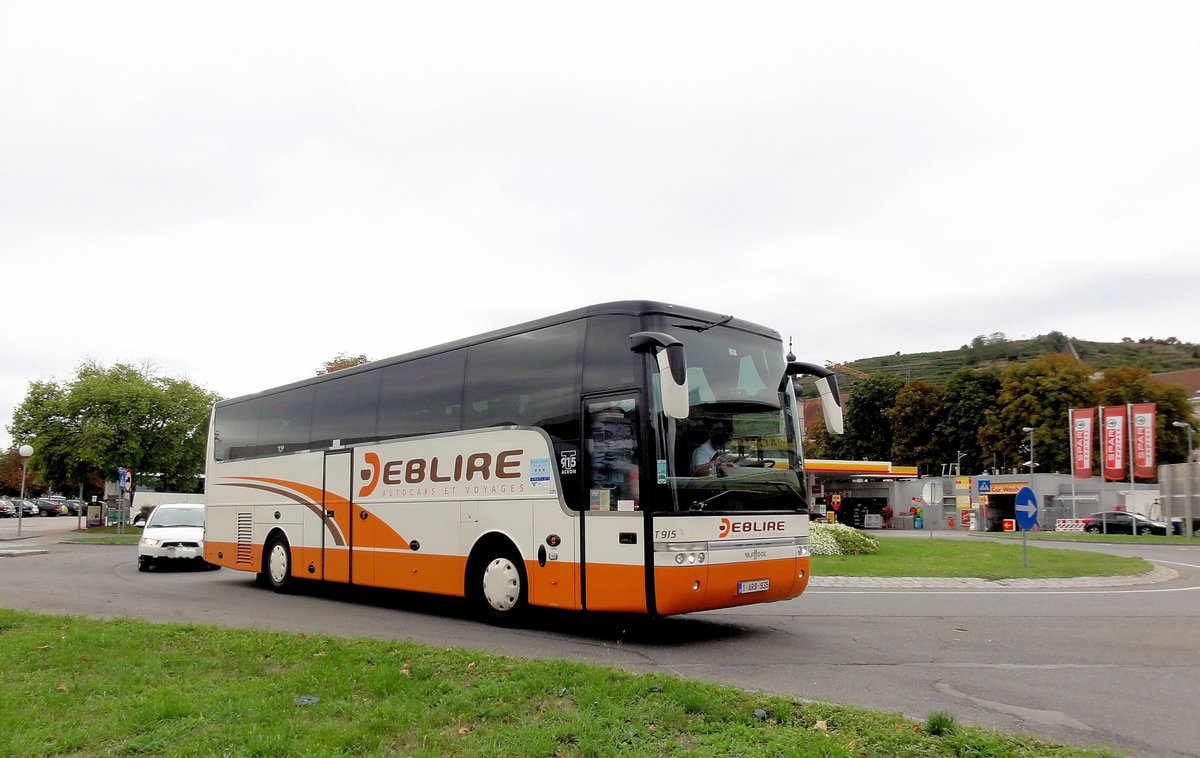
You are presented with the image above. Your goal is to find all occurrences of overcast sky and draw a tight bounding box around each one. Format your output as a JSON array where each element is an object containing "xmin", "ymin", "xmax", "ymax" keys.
[{"xmin": 3, "ymin": 1, "xmax": 1198, "ymax": 450}]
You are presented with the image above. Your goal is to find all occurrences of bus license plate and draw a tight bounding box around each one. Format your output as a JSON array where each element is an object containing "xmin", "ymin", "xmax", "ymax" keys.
[{"xmin": 737, "ymin": 579, "xmax": 770, "ymax": 594}]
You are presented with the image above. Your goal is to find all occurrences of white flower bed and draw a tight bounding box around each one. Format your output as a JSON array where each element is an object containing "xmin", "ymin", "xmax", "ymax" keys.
[{"xmin": 809, "ymin": 520, "xmax": 879, "ymax": 555}]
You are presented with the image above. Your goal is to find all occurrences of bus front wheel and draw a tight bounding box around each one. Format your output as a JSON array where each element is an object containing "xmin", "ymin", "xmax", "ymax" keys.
[
  {"xmin": 260, "ymin": 534, "xmax": 294, "ymax": 593},
  {"xmin": 475, "ymin": 548, "xmax": 527, "ymax": 625}
]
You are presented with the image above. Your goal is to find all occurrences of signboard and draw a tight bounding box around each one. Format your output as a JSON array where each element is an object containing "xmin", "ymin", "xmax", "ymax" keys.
[
  {"xmin": 1070, "ymin": 408, "xmax": 1094, "ymax": 479},
  {"xmin": 955, "ymin": 476, "xmax": 971, "ymax": 490},
  {"xmin": 975, "ymin": 481, "xmax": 1027, "ymax": 495},
  {"xmin": 1103, "ymin": 406, "xmax": 1126, "ymax": 481},
  {"xmin": 978, "ymin": 479, "xmax": 991, "ymax": 494},
  {"xmin": 921, "ymin": 481, "xmax": 939, "ymax": 506},
  {"xmin": 1015, "ymin": 487, "xmax": 1039, "ymax": 531},
  {"xmin": 1131, "ymin": 403, "xmax": 1156, "ymax": 478},
  {"xmin": 831, "ymin": 494, "xmax": 842, "ymax": 511}
]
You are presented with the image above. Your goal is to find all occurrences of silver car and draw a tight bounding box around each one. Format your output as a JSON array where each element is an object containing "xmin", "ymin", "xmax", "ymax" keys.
[{"xmin": 137, "ymin": 503, "xmax": 214, "ymax": 571}]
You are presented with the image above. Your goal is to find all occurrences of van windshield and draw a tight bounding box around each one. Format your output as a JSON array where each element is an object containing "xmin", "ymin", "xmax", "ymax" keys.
[{"xmin": 147, "ymin": 507, "xmax": 204, "ymax": 528}]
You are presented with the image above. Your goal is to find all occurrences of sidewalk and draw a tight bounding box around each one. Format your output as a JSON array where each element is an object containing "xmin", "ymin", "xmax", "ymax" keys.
[{"xmin": 0, "ymin": 518, "xmax": 86, "ymax": 557}]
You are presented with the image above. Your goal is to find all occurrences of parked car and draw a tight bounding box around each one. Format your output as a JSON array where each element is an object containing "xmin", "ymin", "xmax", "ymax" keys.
[
  {"xmin": 1083, "ymin": 511, "xmax": 1168, "ymax": 536},
  {"xmin": 137, "ymin": 503, "xmax": 213, "ymax": 572},
  {"xmin": 0, "ymin": 500, "xmax": 15, "ymax": 518},
  {"xmin": 19, "ymin": 500, "xmax": 38, "ymax": 517},
  {"xmin": 36, "ymin": 498, "xmax": 67, "ymax": 517},
  {"xmin": 62, "ymin": 500, "xmax": 85, "ymax": 516}
]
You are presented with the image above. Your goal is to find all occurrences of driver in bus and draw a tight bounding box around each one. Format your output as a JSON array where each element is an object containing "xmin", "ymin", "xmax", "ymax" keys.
[
  {"xmin": 692, "ymin": 423, "xmax": 734, "ymax": 476},
  {"xmin": 693, "ymin": 422, "xmax": 771, "ymax": 476}
]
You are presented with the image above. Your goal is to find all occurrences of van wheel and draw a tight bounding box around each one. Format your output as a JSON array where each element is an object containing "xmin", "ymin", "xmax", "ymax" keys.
[
  {"xmin": 475, "ymin": 548, "xmax": 527, "ymax": 625},
  {"xmin": 261, "ymin": 534, "xmax": 294, "ymax": 593}
]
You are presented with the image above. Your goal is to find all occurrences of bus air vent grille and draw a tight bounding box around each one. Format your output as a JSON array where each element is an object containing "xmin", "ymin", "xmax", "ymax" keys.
[{"xmin": 236, "ymin": 512, "xmax": 253, "ymax": 565}]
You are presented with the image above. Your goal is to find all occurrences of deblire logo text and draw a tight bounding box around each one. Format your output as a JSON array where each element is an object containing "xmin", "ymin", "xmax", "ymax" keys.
[
  {"xmin": 718, "ymin": 518, "xmax": 785, "ymax": 538},
  {"xmin": 359, "ymin": 449, "xmax": 523, "ymax": 498}
]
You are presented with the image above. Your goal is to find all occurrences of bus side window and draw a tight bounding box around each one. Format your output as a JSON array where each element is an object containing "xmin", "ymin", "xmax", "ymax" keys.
[
  {"xmin": 582, "ymin": 315, "xmax": 639, "ymax": 393},
  {"xmin": 464, "ymin": 322, "xmax": 582, "ymax": 432},
  {"xmin": 214, "ymin": 399, "xmax": 260, "ymax": 461},
  {"xmin": 312, "ymin": 368, "xmax": 381, "ymax": 448},
  {"xmin": 257, "ymin": 386, "xmax": 314, "ymax": 456},
  {"xmin": 378, "ymin": 349, "xmax": 467, "ymax": 439}
]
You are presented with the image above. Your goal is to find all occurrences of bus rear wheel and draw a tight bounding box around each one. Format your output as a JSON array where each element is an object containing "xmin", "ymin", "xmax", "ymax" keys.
[
  {"xmin": 475, "ymin": 549, "xmax": 527, "ymax": 625},
  {"xmin": 260, "ymin": 534, "xmax": 294, "ymax": 593}
]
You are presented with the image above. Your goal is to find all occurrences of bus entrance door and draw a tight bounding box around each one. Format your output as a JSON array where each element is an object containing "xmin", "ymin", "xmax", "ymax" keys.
[
  {"xmin": 321, "ymin": 450, "xmax": 353, "ymax": 584},
  {"xmin": 581, "ymin": 396, "xmax": 648, "ymax": 613}
]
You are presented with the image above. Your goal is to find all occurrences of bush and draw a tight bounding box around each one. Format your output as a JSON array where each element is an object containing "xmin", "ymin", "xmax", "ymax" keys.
[{"xmin": 810, "ymin": 521, "xmax": 879, "ymax": 556}]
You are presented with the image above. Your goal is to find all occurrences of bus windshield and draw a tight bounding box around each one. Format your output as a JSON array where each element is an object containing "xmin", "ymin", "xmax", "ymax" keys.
[{"xmin": 647, "ymin": 319, "xmax": 807, "ymax": 514}]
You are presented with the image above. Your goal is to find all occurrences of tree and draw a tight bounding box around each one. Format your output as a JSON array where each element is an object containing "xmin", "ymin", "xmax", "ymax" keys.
[
  {"xmin": 0, "ymin": 447, "xmax": 46, "ymax": 497},
  {"xmin": 935, "ymin": 367, "xmax": 1001, "ymax": 475},
  {"xmin": 317, "ymin": 353, "xmax": 370, "ymax": 375},
  {"xmin": 802, "ymin": 413, "xmax": 839, "ymax": 459},
  {"xmin": 978, "ymin": 355, "xmax": 1095, "ymax": 474},
  {"xmin": 840, "ymin": 374, "xmax": 905, "ymax": 461},
  {"xmin": 8, "ymin": 361, "xmax": 219, "ymax": 500},
  {"xmin": 886, "ymin": 381, "xmax": 943, "ymax": 474},
  {"xmin": 1037, "ymin": 330, "xmax": 1068, "ymax": 352}
]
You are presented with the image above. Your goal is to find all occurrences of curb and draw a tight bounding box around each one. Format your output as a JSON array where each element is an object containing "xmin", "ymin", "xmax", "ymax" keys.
[
  {"xmin": 809, "ymin": 564, "xmax": 1179, "ymax": 589},
  {"xmin": 0, "ymin": 546, "xmax": 51, "ymax": 558}
]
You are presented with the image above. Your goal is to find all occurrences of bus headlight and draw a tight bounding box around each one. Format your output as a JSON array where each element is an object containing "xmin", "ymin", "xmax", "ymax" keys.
[{"xmin": 661, "ymin": 542, "xmax": 709, "ymax": 567}]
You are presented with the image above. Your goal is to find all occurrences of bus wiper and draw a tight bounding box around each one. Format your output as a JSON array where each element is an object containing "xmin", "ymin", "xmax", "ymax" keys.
[
  {"xmin": 674, "ymin": 314, "xmax": 733, "ymax": 333},
  {"xmin": 690, "ymin": 487, "xmax": 769, "ymax": 511},
  {"xmin": 691, "ymin": 490, "xmax": 733, "ymax": 511}
]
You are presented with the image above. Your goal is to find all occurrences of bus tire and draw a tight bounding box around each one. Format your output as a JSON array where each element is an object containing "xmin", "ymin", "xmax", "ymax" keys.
[
  {"xmin": 473, "ymin": 546, "xmax": 528, "ymax": 625},
  {"xmin": 261, "ymin": 533, "xmax": 294, "ymax": 593}
]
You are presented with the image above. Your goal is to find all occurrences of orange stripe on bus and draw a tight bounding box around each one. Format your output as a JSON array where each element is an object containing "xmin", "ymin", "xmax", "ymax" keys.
[{"xmin": 205, "ymin": 538, "xmax": 808, "ymax": 618}]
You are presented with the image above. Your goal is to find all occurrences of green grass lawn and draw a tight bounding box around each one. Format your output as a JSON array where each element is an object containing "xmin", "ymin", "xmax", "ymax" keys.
[
  {"xmin": 976, "ymin": 531, "xmax": 1196, "ymax": 545},
  {"xmin": 62, "ymin": 525, "xmax": 141, "ymax": 545},
  {"xmin": 0, "ymin": 609, "xmax": 1121, "ymax": 757},
  {"xmin": 813, "ymin": 536, "xmax": 1151, "ymax": 579}
]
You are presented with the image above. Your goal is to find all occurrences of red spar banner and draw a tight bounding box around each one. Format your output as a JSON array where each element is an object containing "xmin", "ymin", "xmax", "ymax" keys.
[
  {"xmin": 1102, "ymin": 406, "xmax": 1126, "ymax": 481},
  {"xmin": 1070, "ymin": 408, "xmax": 1094, "ymax": 479},
  {"xmin": 1131, "ymin": 403, "xmax": 1156, "ymax": 478}
]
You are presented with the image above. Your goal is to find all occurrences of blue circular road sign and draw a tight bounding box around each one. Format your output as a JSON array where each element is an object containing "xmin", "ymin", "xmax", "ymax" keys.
[{"xmin": 1015, "ymin": 487, "xmax": 1039, "ymax": 531}]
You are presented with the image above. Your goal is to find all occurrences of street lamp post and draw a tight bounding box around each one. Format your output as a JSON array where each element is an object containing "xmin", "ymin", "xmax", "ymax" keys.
[
  {"xmin": 17, "ymin": 444, "xmax": 33, "ymax": 537},
  {"xmin": 1174, "ymin": 421, "xmax": 1194, "ymax": 462},
  {"xmin": 1021, "ymin": 426, "xmax": 1036, "ymax": 477}
]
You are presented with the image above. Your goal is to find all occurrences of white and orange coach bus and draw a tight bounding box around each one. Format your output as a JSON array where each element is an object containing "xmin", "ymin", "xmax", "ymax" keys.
[{"xmin": 203, "ymin": 301, "xmax": 843, "ymax": 622}]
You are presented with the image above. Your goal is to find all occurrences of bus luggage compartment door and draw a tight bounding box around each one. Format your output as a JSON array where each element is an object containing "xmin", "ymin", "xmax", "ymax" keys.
[{"xmin": 582, "ymin": 511, "xmax": 647, "ymax": 613}]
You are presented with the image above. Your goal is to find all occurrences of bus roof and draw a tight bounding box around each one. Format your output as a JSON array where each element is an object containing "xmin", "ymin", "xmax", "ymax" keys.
[{"xmin": 216, "ymin": 300, "xmax": 781, "ymax": 407}]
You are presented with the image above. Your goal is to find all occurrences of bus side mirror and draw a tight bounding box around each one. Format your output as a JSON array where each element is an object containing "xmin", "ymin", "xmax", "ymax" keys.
[
  {"xmin": 781, "ymin": 362, "xmax": 843, "ymax": 435},
  {"xmin": 630, "ymin": 332, "xmax": 689, "ymax": 419}
]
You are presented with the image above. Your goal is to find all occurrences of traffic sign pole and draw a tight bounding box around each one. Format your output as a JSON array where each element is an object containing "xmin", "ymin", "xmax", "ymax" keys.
[{"xmin": 1015, "ymin": 487, "xmax": 1039, "ymax": 568}]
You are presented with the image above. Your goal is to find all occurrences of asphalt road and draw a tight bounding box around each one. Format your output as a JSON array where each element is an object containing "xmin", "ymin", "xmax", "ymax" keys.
[{"xmin": 3, "ymin": 525, "xmax": 1198, "ymax": 758}]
